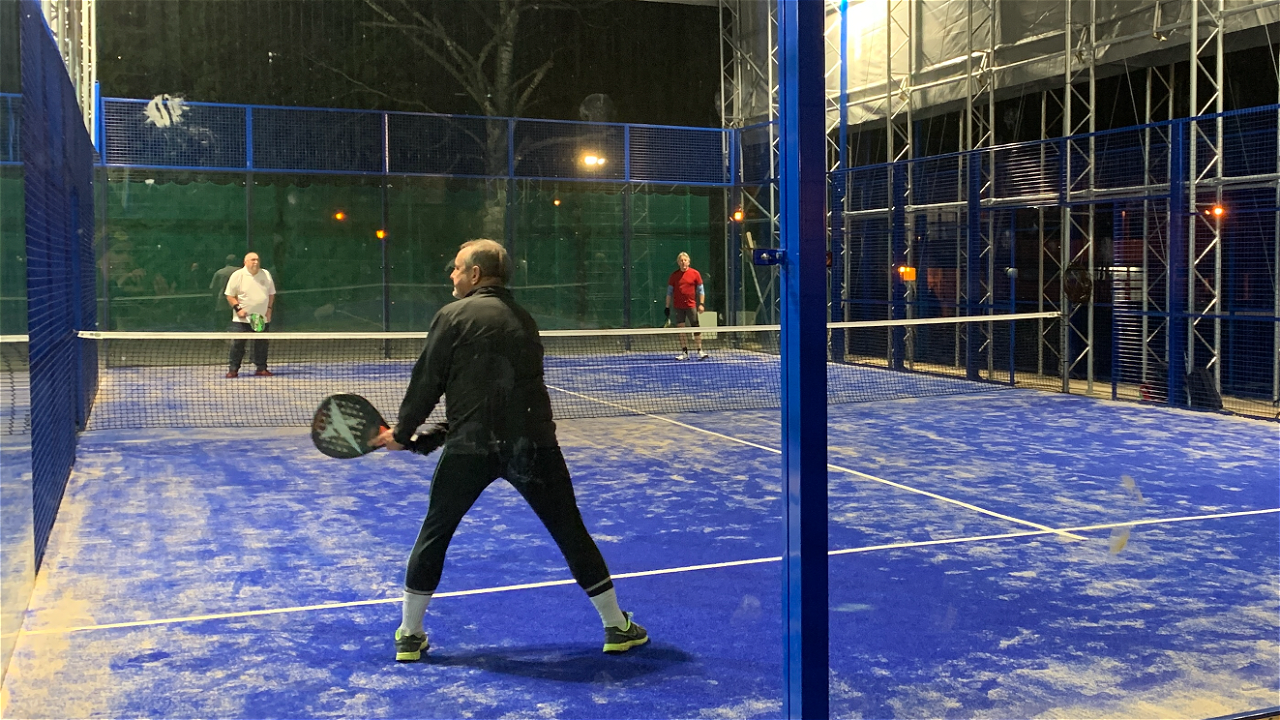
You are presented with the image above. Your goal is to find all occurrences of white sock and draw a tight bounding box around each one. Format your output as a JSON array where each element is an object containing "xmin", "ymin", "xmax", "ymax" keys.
[
  {"xmin": 399, "ymin": 590, "xmax": 432, "ymax": 637},
  {"xmin": 589, "ymin": 588, "xmax": 628, "ymax": 628}
]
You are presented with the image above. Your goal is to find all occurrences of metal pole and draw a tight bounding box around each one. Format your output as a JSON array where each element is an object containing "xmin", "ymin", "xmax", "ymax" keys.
[
  {"xmin": 622, "ymin": 184, "xmax": 632, "ymax": 329},
  {"xmin": 1168, "ymin": 121, "xmax": 1188, "ymax": 407},
  {"xmin": 382, "ymin": 113, "xmax": 391, "ymax": 334},
  {"xmin": 777, "ymin": 1, "xmax": 827, "ymax": 716},
  {"xmin": 245, "ymin": 106, "xmax": 254, "ymax": 252}
]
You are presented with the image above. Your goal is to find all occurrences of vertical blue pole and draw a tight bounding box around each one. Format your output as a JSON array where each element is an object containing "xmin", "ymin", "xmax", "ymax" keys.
[
  {"xmin": 829, "ymin": 0, "xmax": 849, "ymax": 361},
  {"xmin": 778, "ymin": 1, "xmax": 828, "ymax": 718},
  {"xmin": 98, "ymin": 86, "xmax": 111, "ymax": 330},
  {"xmin": 965, "ymin": 151, "xmax": 980, "ymax": 379},
  {"xmin": 1008, "ymin": 211, "xmax": 1016, "ymax": 385},
  {"xmin": 730, "ymin": 129, "xmax": 743, "ymax": 330},
  {"xmin": 1167, "ymin": 121, "xmax": 1188, "ymax": 407},
  {"xmin": 890, "ymin": 164, "xmax": 907, "ymax": 370},
  {"xmin": 245, "ymin": 106, "xmax": 254, "ymax": 252},
  {"xmin": 93, "ymin": 81, "xmax": 104, "ymax": 159},
  {"xmin": 505, "ymin": 119, "xmax": 516, "ymax": 257},
  {"xmin": 622, "ymin": 126, "xmax": 632, "ymax": 329},
  {"xmin": 382, "ymin": 113, "xmax": 391, "ymax": 334},
  {"xmin": 829, "ymin": 172, "xmax": 845, "ymax": 360}
]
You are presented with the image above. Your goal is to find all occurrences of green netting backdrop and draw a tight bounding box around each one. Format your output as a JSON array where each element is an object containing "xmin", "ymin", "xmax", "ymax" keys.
[
  {"xmin": 98, "ymin": 170, "xmax": 720, "ymax": 332},
  {"xmin": 1, "ymin": 168, "xmax": 25, "ymax": 335}
]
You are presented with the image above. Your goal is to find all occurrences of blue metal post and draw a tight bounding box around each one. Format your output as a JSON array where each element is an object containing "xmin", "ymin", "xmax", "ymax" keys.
[
  {"xmin": 829, "ymin": 0, "xmax": 849, "ymax": 361},
  {"xmin": 965, "ymin": 151, "xmax": 981, "ymax": 379},
  {"xmin": 93, "ymin": 81, "xmax": 103, "ymax": 158},
  {"xmin": 730, "ymin": 129, "xmax": 743, "ymax": 331},
  {"xmin": 1008, "ymin": 211, "xmax": 1017, "ymax": 385},
  {"xmin": 622, "ymin": 126, "xmax": 632, "ymax": 329},
  {"xmin": 890, "ymin": 163, "xmax": 908, "ymax": 370},
  {"xmin": 505, "ymin": 119, "xmax": 516, "ymax": 257},
  {"xmin": 245, "ymin": 106, "xmax": 254, "ymax": 251},
  {"xmin": 382, "ymin": 113, "xmax": 391, "ymax": 334},
  {"xmin": 829, "ymin": 172, "xmax": 845, "ymax": 360},
  {"xmin": 778, "ymin": 1, "xmax": 828, "ymax": 717},
  {"xmin": 1167, "ymin": 121, "xmax": 1188, "ymax": 407}
]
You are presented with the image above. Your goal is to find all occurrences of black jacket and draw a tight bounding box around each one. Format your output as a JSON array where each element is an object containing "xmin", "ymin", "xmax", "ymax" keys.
[{"xmin": 395, "ymin": 285, "xmax": 557, "ymax": 452}]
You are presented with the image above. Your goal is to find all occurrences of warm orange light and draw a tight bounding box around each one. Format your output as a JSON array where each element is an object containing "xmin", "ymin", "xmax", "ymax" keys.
[
  {"xmin": 897, "ymin": 265, "xmax": 917, "ymax": 281},
  {"xmin": 732, "ymin": 209, "xmax": 744, "ymax": 222},
  {"xmin": 334, "ymin": 211, "xmax": 346, "ymax": 221},
  {"xmin": 1212, "ymin": 205, "xmax": 1225, "ymax": 217},
  {"xmin": 375, "ymin": 229, "xmax": 387, "ymax": 239},
  {"xmin": 553, "ymin": 198, "xmax": 561, "ymax": 206}
]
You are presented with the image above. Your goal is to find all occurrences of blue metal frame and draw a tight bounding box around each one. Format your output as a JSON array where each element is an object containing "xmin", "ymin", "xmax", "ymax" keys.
[
  {"xmin": 97, "ymin": 96, "xmax": 734, "ymax": 187},
  {"xmin": 778, "ymin": 1, "xmax": 828, "ymax": 717},
  {"xmin": 1167, "ymin": 122, "xmax": 1189, "ymax": 407}
]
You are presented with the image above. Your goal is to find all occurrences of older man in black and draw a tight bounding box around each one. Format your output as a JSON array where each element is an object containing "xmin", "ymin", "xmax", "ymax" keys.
[{"xmin": 373, "ymin": 239, "xmax": 647, "ymax": 662}]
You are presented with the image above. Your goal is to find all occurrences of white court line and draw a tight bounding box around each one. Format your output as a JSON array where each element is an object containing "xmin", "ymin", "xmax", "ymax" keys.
[
  {"xmin": 22, "ymin": 507, "xmax": 1276, "ymax": 637},
  {"xmin": 548, "ymin": 385, "xmax": 1087, "ymax": 540}
]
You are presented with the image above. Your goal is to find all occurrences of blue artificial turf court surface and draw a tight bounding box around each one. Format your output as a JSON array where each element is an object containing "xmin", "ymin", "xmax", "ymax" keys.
[{"xmin": 1, "ymin": 384, "xmax": 1277, "ymax": 719}]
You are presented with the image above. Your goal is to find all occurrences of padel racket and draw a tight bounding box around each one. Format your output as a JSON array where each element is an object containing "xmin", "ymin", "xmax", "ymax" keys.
[
  {"xmin": 249, "ymin": 313, "xmax": 267, "ymax": 332},
  {"xmin": 311, "ymin": 393, "xmax": 447, "ymax": 459}
]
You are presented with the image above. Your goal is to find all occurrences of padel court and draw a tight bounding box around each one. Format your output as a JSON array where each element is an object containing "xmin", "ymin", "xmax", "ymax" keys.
[
  {"xmin": 5, "ymin": 1, "xmax": 1280, "ymax": 718},
  {"xmin": 2, "ymin": 379, "xmax": 1276, "ymax": 719}
]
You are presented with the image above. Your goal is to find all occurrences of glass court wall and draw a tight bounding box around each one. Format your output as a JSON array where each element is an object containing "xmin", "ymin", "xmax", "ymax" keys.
[{"xmin": 96, "ymin": 99, "xmax": 731, "ymax": 333}]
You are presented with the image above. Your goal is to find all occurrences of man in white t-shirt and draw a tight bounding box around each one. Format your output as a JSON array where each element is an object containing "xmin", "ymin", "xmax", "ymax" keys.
[{"xmin": 223, "ymin": 252, "xmax": 277, "ymax": 378}]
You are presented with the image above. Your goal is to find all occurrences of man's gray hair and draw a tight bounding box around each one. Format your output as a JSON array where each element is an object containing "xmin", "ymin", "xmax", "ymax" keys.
[{"xmin": 460, "ymin": 239, "xmax": 512, "ymax": 284}]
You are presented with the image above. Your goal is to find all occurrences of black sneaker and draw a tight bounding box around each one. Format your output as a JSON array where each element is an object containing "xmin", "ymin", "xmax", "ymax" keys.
[
  {"xmin": 394, "ymin": 628, "xmax": 429, "ymax": 662},
  {"xmin": 602, "ymin": 612, "xmax": 648, "ymax": 653}
]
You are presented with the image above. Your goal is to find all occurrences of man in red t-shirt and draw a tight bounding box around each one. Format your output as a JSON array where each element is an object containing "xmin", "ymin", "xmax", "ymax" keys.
[{"xmin": 664, "ymin": 252, "xmax": 708, "ymax": 360}]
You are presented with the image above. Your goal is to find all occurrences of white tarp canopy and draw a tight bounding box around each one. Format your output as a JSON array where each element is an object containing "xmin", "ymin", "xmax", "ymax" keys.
[{"xmin": 829, "ymin": 0, "xmax": 1280, "ymax": 126}]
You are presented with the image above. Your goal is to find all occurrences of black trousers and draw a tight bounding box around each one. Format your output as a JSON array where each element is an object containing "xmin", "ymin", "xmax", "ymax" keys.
[
  {"xmin": 228, "ymin": 321, "xmax": 270, "ymax": 371},
  {"xmin": 405, "ymin": 446, "xmax": 613, "ymax": 599}
]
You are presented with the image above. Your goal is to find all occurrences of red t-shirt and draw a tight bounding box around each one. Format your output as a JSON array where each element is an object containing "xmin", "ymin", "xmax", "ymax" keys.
[{"xmin": 668, "ymin": 268, "xmax": 703, "ymax": 309}]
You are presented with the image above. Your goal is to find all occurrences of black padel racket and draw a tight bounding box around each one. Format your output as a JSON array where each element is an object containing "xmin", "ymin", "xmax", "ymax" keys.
[{"xmin": 312, "ymin": 393, "xmax": 447, "ymax": 459}]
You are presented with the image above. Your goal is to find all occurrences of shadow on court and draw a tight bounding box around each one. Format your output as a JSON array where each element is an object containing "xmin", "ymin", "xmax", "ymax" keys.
[{"xmin": 423, "ymin": 642, "xmax": 693, "ymax": 683}]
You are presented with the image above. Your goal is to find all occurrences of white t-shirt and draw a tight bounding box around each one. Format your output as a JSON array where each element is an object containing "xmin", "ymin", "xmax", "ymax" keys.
[{"xmin": 224, "ymin": 267, "xmax": 276, "ymax": 323}]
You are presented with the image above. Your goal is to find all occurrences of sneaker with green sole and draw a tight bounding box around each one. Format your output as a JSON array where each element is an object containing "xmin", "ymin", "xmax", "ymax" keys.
[
  {"xmin": 395, "ymin": 628, "xmax": 429, "ymax": 662},
  {"xmin": 602, "ymin": 612, "xmax": 649, "ymax": 653}
]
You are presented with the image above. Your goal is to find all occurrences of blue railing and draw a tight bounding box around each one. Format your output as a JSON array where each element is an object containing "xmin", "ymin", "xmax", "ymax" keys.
[{"xmin": 97, "ymin": 97, "xmax": 733, "ymax": 186}]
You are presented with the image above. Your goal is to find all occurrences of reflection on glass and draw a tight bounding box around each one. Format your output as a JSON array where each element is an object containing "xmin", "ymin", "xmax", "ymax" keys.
[
  {"xmin": 251, "ymin": 174, "xmax": 386, "ymax": 332},
  {"xmin": 0, "ymin": 163, "xmax": 32, "ymax": 682},
  {"xmin": 101, "ymin": 169, "xmax": 249, "ymax": 331}
]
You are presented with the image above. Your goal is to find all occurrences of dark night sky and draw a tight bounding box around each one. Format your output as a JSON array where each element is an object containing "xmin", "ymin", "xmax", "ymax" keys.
[{"xmin": 96, "ymin": 0, "xmax": 723, "ymax": 127}]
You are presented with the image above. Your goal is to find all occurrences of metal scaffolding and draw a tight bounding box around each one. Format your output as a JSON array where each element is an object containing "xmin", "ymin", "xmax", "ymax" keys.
[
  {"xmin": 720, "ymin": 0, "xmax": 1280, "ymax": 415},
  {"xmin": 720, "ymin": 0, "xmax": 780, "ymax": 325},
  {"xmin": 39, "ymin": 0, "xmax": 96, "ymax": 142}
]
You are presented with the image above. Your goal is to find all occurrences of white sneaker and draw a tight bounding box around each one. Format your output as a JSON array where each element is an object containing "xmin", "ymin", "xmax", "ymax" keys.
[
  {"xmin": 697, "ymin": 351, "xmax": 710, "ymax": 360},
  {"xmin": 675, "ymin": 351, "xmax": 689, "ymax": 361}
]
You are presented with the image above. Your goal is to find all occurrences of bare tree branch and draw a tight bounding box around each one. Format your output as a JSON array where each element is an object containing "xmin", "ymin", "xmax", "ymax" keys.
[
  {"xmin": 514, "ymin": 58, "xmax": 554, "ymax": 117},
  {"xmin": 302, "ymin": 52, "xmax": 438, "ymax": 114}
]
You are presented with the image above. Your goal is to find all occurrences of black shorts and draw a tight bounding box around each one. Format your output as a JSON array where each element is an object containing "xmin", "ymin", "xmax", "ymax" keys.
[{"xmin": 672, "ymin": 307, "xmax": 699, "ymax": 326}]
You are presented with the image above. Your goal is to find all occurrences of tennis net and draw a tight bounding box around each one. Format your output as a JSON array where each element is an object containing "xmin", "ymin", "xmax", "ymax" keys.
[{"xmin": 77, "ymin": 311, "xmax": 1060, "ymax": 431}]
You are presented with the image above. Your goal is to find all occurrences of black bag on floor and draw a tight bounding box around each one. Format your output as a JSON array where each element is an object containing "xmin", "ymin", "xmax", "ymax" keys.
[{"xmin": 1185, "ymin": 368, "xmax": 1223, "ymax": 410}]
